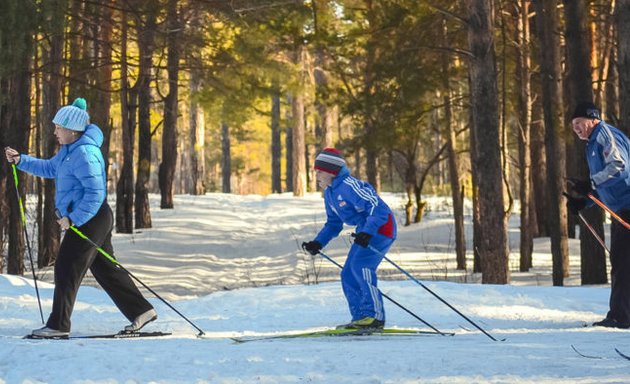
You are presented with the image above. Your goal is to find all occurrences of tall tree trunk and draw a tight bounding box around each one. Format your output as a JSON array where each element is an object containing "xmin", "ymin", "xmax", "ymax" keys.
[
  {"xmin": 314, "ymin": 48, "xmax": 334, "ymax": 149},
  {"xmin": 292, "ymin": 92, "xmax": 307, "ymax": 197},
  {"xmin": 530, "ymin": 101, "xmax": 547, "ymax": 237},
  {"xmin": 3, "ymin": 0, "xmax": 35, "ymax": 274},
  {"xmin": 93, "ymin": 2, "xmax": 113, "ymax": 176},
  {"xmin": 564, "ymin": 0, "xmax": 607, "ymax": 285},
  {"xmin": 364, "ymin": 0, "xmax": 379, "ymax": 189},
  {"xmin": 159, "ymin": 0, "xmax": 180, "ymax": 209},
  {"xmin": 534, "ymin": 0, "xmax": 569, "ymax": 285},
  {"xmin": 285, "ymin": 94, "xmax": 293, "ymax": 192},
  {"xmin": 221, "ymin": 122, "xmax": 231, "ymax": 193},
  {"xmin": 271, "ymin": 88, "xmax": 282, "ymax": 193},
  {"xmin": 515, "ymin": 0, "xmax": 533, "ymax": 271},
  {"xmin": 617, "ymin": 0, "xmax": 630, "ymax": 134},
  {"xmin": 312, "ymin": 0, "xmax": 334, "ymax": 150},
  {"xmin": 466, "ymin": 0, "xmax": 509, "ymax": 284},
  {"xmin": 441, "ymin": 17, "xmax": 466, "ymax": 270},
  {"xmin": 189, "ymin": 68, "xmax": 206, "ymax": 195},
  {"xmin": 38, "ymin": 0, "xmax": 66, "ymax": 267},
  {"xmin": 116, "ymin": 6, "xmax": 135, "ymax": 233},
  {"xmin": 134, "ymin": 2, "xmax": 158, "ymax": 229}
]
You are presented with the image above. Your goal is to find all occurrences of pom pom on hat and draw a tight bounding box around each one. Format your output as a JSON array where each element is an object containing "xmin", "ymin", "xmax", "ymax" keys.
[
  {"xmin": 571, "ymin": 102, "xmax": 600, "ymax": 120},
  {"xmin": 72, "ymin": 97, "xmax": 87, "ymax": 111},
  {"xmin": 52, "ymin": 98, "xmax": 89, "ymax": 132},
  {"xmin": 314, "ymin": 148, "xmax": 346, "ymax": 175}
]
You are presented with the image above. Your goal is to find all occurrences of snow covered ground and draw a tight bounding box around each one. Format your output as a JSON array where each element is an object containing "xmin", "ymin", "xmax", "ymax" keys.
[{"xmin": 1, "ymin": 193, "xmax": 629, "ymax": 384}]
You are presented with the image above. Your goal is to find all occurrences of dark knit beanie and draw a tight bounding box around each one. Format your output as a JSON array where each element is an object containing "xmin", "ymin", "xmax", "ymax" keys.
[
  {"xmin": 314, "ymin": 148, "xmax": 346, "ymax": 175},
  {"xmin": 571, "ymin": 102, "xmax": 600, "ymax": 120}
]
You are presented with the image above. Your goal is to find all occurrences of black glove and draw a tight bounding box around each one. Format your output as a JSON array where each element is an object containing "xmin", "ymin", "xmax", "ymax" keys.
[
  {"xmin": 567, "ymin": 177, "xmax": 592, "ymax": 198},
  {"xmin": 564, "ymin": 193, "xmax": 588, "ymax": 215},
  {"xmin": 301, "ymin": 240, "xmax": 322, "ymax": 255},
  {"xmin": 352, "ymin": 232, "xmax": 372, "ymax": 248}
]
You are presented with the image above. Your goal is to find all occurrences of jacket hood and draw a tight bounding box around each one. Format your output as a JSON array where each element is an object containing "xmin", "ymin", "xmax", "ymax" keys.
[{"xmin": 70, "ymin": 124, "xmax": 103, "ymax": 149}]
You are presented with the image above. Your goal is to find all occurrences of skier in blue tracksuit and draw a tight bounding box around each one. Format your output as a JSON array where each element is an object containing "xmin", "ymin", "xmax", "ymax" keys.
[
  {"xmin": 566, "ymin": 101, "xmax": 630, "ymax": 329},
  {"xmin": 302, "ymin": 148, "xmax": 396, "ymax": 330},
  {"xmin": 5, "ymin": 98, "xmax": 156, "ymax": 338}
]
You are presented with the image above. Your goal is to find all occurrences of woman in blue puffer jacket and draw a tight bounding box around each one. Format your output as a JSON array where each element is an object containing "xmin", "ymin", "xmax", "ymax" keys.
[{"xmin": 5, "ymin": 98, "xmax": 156, "ymax": 338}]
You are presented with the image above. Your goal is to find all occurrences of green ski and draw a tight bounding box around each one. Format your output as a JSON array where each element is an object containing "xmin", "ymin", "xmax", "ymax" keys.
[{"xmin": 231, "ymin": 328, "xmax": 454, "ymax": 343}]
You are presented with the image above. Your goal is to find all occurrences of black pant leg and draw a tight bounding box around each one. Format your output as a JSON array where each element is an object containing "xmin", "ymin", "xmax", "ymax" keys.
[
  {"xmin": 607, "ymin": 209, "xmax": 630, "ymax": 323},
  {"xmin": 46, "ymin": 225, "xmax": 99, "ymax": 332},
  {"xmin": 87, "ymin": 205, "xmax": 154, "ymax": 321}
]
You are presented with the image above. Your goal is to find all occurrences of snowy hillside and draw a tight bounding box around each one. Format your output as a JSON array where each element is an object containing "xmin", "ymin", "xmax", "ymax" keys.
[{"xmin": 1, "ymin": 193, "xmax": 628, "ymax": 384}]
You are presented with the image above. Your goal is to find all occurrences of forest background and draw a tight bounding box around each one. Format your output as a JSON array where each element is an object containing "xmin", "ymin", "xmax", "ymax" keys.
[{"xmin": 1, "ymin": 0, "xmax": 629, "ymax": 287}]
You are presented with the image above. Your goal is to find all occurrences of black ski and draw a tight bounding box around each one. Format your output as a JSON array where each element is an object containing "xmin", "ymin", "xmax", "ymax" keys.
[{"xmin": 24, "ymin": 331, "xmax": 171, "ymax": 340}]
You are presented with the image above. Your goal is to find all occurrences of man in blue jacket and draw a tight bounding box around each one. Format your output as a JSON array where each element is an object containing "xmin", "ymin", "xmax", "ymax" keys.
[
  {"xmin": 566, "ymin": 102, "xmax": 630, "ymax": 329},
  {"xmin": 302, "ymin": 148, "xmax": 396, "ymax": 330}
]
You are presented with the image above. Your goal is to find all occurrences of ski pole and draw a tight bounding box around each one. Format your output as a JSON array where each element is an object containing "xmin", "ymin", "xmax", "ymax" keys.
[
  {"xmin": 356, "ymin": 238, "xmax": 503, "ymax": 342},
  {"xmin": 577, "ymin": 212, "xmax": 610, "ymax": 254},
  {"xmin": 315, "ymin": 250, "xmax": 450, "ymax": 336},
  {"xmin": 562, "ymin": 192, "xmax": 609, "ymax": 253},
  {"xmin": 56, "ymin": 210, "xmax": 205, "ymax": 336},
  {"xmin": 10, "ymin": 163, "xmax": 45, "ymax": 324},
  {"xmin": 587, "ymin": 193, "xmax": 630, "ymax": 231}
]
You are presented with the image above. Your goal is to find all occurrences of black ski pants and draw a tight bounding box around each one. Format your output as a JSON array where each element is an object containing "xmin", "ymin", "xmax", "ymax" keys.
[
  {"xmin": 46, "ymin": 203, "xmax": 153, "ymax": 332},
  {"xmin": 607, "ymin": 209, "xmax": 630, "ymax": 324}
]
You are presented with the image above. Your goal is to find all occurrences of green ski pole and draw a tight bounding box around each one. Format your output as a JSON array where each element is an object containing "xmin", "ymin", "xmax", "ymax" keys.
[{"xmin": 11, "ymin": 163, "xmax": 45, "ymax": 324}]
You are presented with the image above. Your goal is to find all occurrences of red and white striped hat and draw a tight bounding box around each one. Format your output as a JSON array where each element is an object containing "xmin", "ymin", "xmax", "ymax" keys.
[{"xmin": 314, "ymin": 148, "xmax": 346, "ymax": 175}]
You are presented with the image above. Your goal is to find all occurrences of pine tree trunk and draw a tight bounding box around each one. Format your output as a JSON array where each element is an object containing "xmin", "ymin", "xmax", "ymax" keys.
[
  {"xmin": 271, "ymin": 89, "xmax": 282, "ymax": 193},
  {"xmin": 93, "ymin": 2, "xmax": 113, "ymax": 176},
  {"xmin": 221, "ymin": 122, "xmax": 231, "ymax": 193},
  {"xmin": 564, "ymin": 0, "xmax": 607, "ymax": 285},
  {"xmin": 116, "ymin": 7, "xmax": 135, "ymax": 233},
  {"xmin": 39, "ymin": 0, "xmax": 65, "ymax": 266},
  {"xmin": 617, "ymin": 0, "xmax": 630, "ymax": 134},
  {"xmin": 530, "ymin": 102, "xmax": 547, "ymax": 237},
  {"xmin": 67, "ymin": 0, "xmax": 88, "ymax": 99},
  {"xmin": 516, "ymin": 0, "xmax": 533, "ymax": 271},
  {"xmin": 441, "ymin": 17, "xmax": 466, "ymax": 270},
  {"xmin": 534, "ymin": 0, "xmax": 569, "ymax": 285},
  {"xmin": 314, "ymin": 48, "xmax": 334, "ymax": 149},
  {"xmin": 159, "ymin": 0, "xmax": 180, "ymax": 209},
  {"xmin": 285, "ymin": 94, "xmax": 293, "ymax": 192},
  {"xmin": 466, "ymin": 0, "xmax": 509, "ymax": 284},
  {"xmin": 292, "ymin": 92, "xmax": 306, "ymax": 197},
  {"xmin": 189, "ymin": 68, "xmax": 206, "ymax": 195},
  {"xmin": 4, "ymin": 7, "xmax": 34, "ymax": 274},
  {"xmin": 134, "ymin": 3, "xmax": 158, "ymax": 229}
]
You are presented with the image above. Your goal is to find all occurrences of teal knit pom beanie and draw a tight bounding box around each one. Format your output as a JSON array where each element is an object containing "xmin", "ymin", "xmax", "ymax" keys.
[{"xmin": 52, "ymin": 98, "xmax": 89, "ymax": 132}]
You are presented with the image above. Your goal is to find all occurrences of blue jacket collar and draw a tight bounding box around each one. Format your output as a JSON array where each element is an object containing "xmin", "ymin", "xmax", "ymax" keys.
[{"xmin": 330, "ymin": 166, "xmax": 350, "ymax": 188}]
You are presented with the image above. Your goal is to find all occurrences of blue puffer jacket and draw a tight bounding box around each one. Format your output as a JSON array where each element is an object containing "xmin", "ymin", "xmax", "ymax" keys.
[
  {"xmin": 18, "ymin": 124, "xmax": 106, "ymax": 226},
  {"xmin": 586, "ymin": 121, "xmax": 630, "ymax": 213},
  {"xmin": 315, "ymin": 166, "xmax": 396, "ymax": 247}
]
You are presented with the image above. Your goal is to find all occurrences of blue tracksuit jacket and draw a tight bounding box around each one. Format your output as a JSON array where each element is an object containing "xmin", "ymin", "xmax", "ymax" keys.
[
  {"xmin": 586, "ymin": 121, "xmax": 630, "ymax": 213},
  {"xmin": 17, "ymin": 124, "xmax": 106, "ymax": 227}
]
